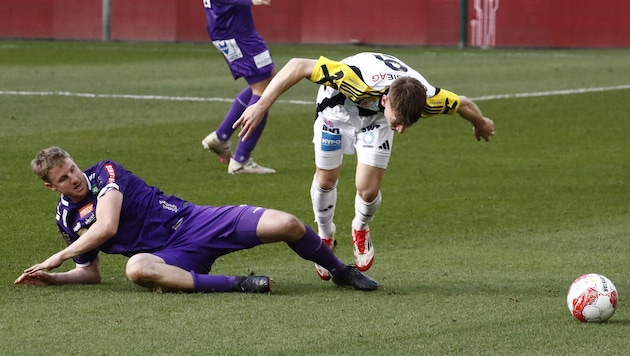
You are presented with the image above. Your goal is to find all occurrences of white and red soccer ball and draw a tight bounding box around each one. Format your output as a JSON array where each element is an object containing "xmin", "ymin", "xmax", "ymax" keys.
[{"xmin": 567, "ymin": 273, "xmax": 618, "ymax": 322}]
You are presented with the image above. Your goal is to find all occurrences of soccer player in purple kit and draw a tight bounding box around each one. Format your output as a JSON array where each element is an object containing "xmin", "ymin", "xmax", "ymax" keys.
[
  {"xmin": 200, "ymin": 0, "xmax": 276, "ymax": 174},
  {"xmin": 14, "ymin": 147, "xmax": 379, "ymax": 293}
]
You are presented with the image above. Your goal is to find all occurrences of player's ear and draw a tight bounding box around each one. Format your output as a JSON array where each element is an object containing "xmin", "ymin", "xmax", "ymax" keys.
[
  {"xmin": 44, "ymin": 182, "xmax": 57, "ymax": 192},
  {"xmin": 381, "ymin": 94, "xmax": 389, "ymax": 107}
]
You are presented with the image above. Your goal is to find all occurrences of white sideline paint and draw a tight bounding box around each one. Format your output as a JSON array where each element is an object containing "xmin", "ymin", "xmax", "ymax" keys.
[
  {"xmin": 1, "ymin": 84, "xmax": 629, "ymax": 104},
  {"xmin": 470, "ymin": 85, "xmax": 630, "ymax": 101},
  {"xmin": 0, "ymin": 90, "xmax": 314, "ymax": 105}
]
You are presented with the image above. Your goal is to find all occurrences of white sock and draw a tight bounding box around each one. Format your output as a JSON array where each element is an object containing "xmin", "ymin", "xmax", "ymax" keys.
[
  {"xmin": 310, "ymin": 176, "xmax": 337, "ymax": 238},
  {"xmin": 352, "ymin": 191, "xmax": 382, "ymax": 231}
]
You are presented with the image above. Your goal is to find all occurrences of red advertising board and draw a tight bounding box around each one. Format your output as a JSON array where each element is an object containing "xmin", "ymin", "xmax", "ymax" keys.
[{"xmin": 0, "ymin": 0, "xmax": 628, "ymax": 48}]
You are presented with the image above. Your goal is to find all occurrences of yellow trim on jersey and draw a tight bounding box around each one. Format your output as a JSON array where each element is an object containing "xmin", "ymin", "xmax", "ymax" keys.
[
  {"xmin": 310, "ymin": 56, "xmax": 387, "ymax": 103},
  {"xmin": 422, "ymin": 88, "xmax": 461, "ymax": 118}
]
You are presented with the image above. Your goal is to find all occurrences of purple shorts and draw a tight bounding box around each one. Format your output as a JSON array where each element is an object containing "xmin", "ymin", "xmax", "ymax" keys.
[
  {"xmin": 214, "ymin": 33, "xmax": 274, "ymax": 84},
  {"xmin": 153, "ymin": 204, "xmax": 266, "ymax": 274}
]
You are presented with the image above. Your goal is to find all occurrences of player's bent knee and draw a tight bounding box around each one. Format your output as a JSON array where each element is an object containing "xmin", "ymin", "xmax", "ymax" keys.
[
  {"xmin": 260, "ymin": 210, "xmax": 306, "ymax": 242},
  {"xmin": 125, "ymin": 254, "xmax": 160, "ymax": 285},
  {"xmin": 317, "ymin": 179, "xmax": 337, "ymax": 191},
  {"xmin": 357, "ymin": 189, "xmax": 379, "ymax": 203},
  {"xmin": 315, "ymin": 173, "xmax": 338, "ymax": 191},
  {"xmin": 284, "ymin": 215, "xmax": 306, "ymax": 237},
  {"xmin": 274, "ymin": 212, "xmax": 305, "ymax": 237}
]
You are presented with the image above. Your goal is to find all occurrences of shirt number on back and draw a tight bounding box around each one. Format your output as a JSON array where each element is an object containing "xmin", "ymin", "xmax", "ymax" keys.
[{"xmin": 374, "ymin": 54, "xmax": 408, "ymax": 72}]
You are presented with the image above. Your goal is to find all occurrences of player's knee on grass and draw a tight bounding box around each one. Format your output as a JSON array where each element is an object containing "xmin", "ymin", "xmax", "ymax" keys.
[{"xmin": 125, "ymin": 254, "xmax": 160, "ymax": 287}]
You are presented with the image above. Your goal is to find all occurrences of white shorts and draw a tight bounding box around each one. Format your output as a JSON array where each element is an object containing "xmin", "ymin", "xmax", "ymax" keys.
[{"xmin": 312, "ymin": 111, "xmax": 394, "ymax": 170}]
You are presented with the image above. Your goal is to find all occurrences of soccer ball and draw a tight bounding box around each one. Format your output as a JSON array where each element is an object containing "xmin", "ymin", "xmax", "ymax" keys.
[{"xmin": 567, "ymin": 273, "xmax": 618, "ymax": 322}]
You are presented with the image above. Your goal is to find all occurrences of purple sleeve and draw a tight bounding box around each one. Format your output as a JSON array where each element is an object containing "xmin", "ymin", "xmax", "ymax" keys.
[{"xmin": 56, "ymin": 225, "xmax": 99, "ymax": 266}]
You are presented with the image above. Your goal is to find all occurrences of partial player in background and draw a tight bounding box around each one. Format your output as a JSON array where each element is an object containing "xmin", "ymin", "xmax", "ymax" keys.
[
  {"xmin": 200, "ymin": 0, "xmax": 276, "ymax": 174},
  {"xmin": 14, "ymin": 147, "xmax": 379, "ymax": 293},
  {"xmin": 235, "ymin": 52, "xmax": 495, "ymax": 279}
]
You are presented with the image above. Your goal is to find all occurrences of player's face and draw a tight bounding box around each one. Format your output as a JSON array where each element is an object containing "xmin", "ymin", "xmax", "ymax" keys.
[
  {"xmin": 44, "ymin": 159, "xmax": 88, "ymax": 202},
  {"xmin": 382, "ymin": 95, "xmax": 406, "ymax": 134}
]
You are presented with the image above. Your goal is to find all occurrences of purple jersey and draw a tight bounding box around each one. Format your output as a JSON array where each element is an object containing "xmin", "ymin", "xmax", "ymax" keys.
[
  {"xmin": 56, "ymin": 161, "xmax": 194, "ymax": 265},
  {"xmin": 55, "ymin": 160, "xmax": 267, "ymax": 273},
  {"xmin": 203, "ymin": 0, "xmax": 257, "ymax": 40},
  {"xmin": 203, "ymin": 0, "xmax": 274, "ymax": 82}
]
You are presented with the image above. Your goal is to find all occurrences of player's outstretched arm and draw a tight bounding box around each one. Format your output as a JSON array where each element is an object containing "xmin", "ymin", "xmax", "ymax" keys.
[
  {"xmin": 17, "ymin": 189, "xmax": 122, "ymax": 280},
  {"xmin": 457, "ymin": 96, "xmax": 495, "ymax": 141},
  {"xmin": 234, "ymin": 58, "xmax": 318, "ymax": 140},
  {"xmin": 15, "ymin": 256, "xmax": 102, "ymax": 286}
]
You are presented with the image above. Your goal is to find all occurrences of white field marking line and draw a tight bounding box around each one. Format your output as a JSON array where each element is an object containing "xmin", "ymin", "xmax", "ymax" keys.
[
  {"xmin": 1, "ymin": 85, "xmax": 629, "ymax": 104},
  {"xmin": 0, "ymin": 90, "xmax": 314, "ymax": 105},
  {"xmin": 470, "ymin": 84, "xmax": 630, "ymax": 101}
]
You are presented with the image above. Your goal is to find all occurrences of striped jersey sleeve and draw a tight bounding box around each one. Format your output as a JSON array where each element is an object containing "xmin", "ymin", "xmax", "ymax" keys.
[{"xmin": 309, "ymin": 56, "xmax": 388, "ymax": 104}]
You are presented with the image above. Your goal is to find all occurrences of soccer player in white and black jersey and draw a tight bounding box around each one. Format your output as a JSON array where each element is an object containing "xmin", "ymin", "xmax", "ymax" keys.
[{"xmin": 234, "ymin": 52, "xmax": 495, "ymax": 280}]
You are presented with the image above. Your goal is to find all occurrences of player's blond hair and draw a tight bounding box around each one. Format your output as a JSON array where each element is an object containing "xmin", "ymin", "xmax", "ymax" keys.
[
  {"xmin": 31, "ymin": 146, "xmax": 73, "ymax": 182},
  {"xmin": 388, "ymin": 77, "xmax": 426, "ymax": 127}
]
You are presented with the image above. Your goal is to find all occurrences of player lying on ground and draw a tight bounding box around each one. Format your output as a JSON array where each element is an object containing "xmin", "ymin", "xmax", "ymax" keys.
[
  {"xmin": 234, "ymin": 52, "xmax": 495, "ymax": 278},
  {"xmin": 14, "ymin": 147, "xmax": 379, "ymax": 293}
]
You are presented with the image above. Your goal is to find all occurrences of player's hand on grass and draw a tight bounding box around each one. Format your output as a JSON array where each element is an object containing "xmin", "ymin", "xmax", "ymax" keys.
[
  {"xmin": 473, "ymin": 117, "xmax": 495, "ymax": 142},
  {"xmin": 14, "ymin": 253, "xmax": 64, "ymax": 285},
  {"xmin": 18, "ymin": 253, "xmax": 65, "ymax": 279},
  {"xmin": 14, "ymin": 270, "xmax": 52, "ymax": 285}
]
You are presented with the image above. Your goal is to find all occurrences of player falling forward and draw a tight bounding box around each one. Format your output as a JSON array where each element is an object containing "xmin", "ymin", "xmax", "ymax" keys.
[{"xmin": 234, "ymin": 52, "xmax": 495, "ymax": 278}]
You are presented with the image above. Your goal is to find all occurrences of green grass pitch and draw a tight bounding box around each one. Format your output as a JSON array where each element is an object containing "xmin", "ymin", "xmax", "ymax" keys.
[{"xmin": 1, "ymin": 40, "xmax": 629, "ymax": 354}]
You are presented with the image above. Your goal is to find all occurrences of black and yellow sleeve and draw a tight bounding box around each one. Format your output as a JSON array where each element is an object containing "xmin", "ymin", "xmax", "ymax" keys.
[
  {"xmin": 310, "ymin": 56, "xmax": 386, "ymax": 103},
  {"xmin": 422, "ymin": 88, "xmax": 461, "ymax": 118}
]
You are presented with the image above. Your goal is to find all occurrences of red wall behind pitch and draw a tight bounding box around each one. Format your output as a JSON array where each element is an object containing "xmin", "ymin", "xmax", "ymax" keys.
[
  {"xmin": 109, "ymin": 0, "xmax": 210, "ymax": 41},
  {"xmin": 248, "ymin": 1, "xmax": 460, "ymax": 45},
  {"xmin": 0, "ymin": 0, "xmax": 628, "ymax": 48},
  {"xmin": 494, "ymin": 0, "xmax": 628, "ymax": 47}
]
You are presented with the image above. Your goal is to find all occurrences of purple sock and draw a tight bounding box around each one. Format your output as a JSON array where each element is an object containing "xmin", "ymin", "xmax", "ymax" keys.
[
  {"xmin": 287, "ymin": 225, "xmax": 345, "ymax": 276},
  {"xmin": 215, "ymin": 87, "xmax": 253, "ymax": 141},
  {"xmin": 191, "ymin": 271, "xmax": 237, "ymax": 292},
  {"xmin": 233, "ymin": 95, "xmax": 268, "ymax": 163}
]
